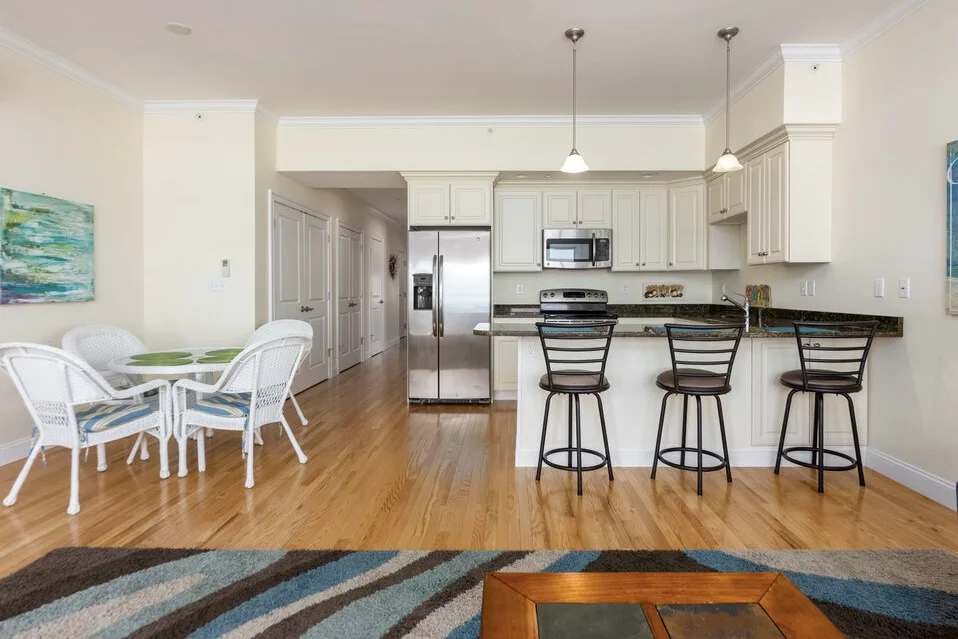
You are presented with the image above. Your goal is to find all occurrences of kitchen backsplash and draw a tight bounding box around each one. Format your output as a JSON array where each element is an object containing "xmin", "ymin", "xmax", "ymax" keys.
[{"xmin": 493, "ymin": 271, "xmax": 715, "ymax": 304}]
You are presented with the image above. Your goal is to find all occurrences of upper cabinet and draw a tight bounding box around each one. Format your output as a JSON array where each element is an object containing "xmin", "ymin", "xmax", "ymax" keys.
[
  {"xmin": 743, "ymin": 127, "xmax": 835, "ymax": 265},
  {"xmin": 707, "ymin": 172, "xmax": 747, "ymax": 225},
  {"xmin": 403, "ymin": 173, "xmax": 497, "ymax": 226},
  {"xmin": 495, "ymin": 191, "xmax": 542, "ymax": 272},
  {"xmin": 668, "ymin": 184, "xmax": 706, "ymax": 270},
  {"xmin": 611, "ymin": 187, "xmax": 668, "ymax": 272},
  {"xmin": 543, "ymin": 188, "xmax": 611, "ymax": 228}
]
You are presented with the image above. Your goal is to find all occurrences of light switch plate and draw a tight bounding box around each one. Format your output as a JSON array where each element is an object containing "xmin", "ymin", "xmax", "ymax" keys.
[
  {"xmin": 210, "ymin": 278, "xmax": 228, "ymax": 293},
  {"xmin": 874, "ymin": 278, "xmax": 885, "ymax": 298},
  {"xmin": 800, "ymin": 280, "xmax": 808, "ymax": 296},
  {"xmin": 899, "ymin": 278, "xmax": 910, "ymax": 298},
  {"xmin": 516, "ymin": 284, "xmax": 523, "ymax": 295},
  {"xmin": 809, "ymin": 280, "xmax": 817, "ymax": 296}
]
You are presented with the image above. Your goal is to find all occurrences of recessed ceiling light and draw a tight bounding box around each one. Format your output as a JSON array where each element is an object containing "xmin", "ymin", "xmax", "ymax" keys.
[
  {"xmin": 642, "ymin": 173, "xmax": 658, "ymax": 179},
  {"xmin": 166, "ymin": 22, "xmax": 192, "ymax": 36},
  {"xmin": 515, "ymin": 173, "xmax": 527, "ymax": 179},
  {"xmin": 544, "ymin": 174, "xmax": 552, "ymax": 179}
]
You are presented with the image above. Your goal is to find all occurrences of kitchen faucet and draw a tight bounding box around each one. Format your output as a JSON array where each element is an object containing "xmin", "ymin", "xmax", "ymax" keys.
[{"xmin": 721, "ymin": 292, "xmax": 750, "ymax": 332}]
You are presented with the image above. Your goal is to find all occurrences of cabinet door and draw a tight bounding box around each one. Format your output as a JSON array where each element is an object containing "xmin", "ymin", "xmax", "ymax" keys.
[
  {"xmin": 668, "ymin": 184, "xmax": 706, "ymax": 270},
  {"xmin": 494, "ymin": 191, "xmax": 542, "ymax": 271},
  {"xmin": 639, "ymin": 189, "xmax": 668, "ymax": 271},
  {"xmin": 408, "ymin": 183, "xmax": 449, "ymax": 225},
  {"xmin": 611, "ymin": 189, "xmax": 641, "ymax": 271},
  {"xmin": 764, "ymin": 144, "xmax": 789, "ymax": 263},
  {"xmin": 577, "ymin": 189, "xmax": 613, "ymax": 228},
  {"xmin": 707, "ymin": 177, "xmax": 727, "ymax": 223},
  {"xmin": 543, "ymin": 190, "xmax": 578, "ymax": 228},
  {"xmin": 751, "ymin": 340, "xmax": 810, "ymax": 446},
  {"xmin": 726, "ymin": 169, "xmax": 747, "ymax": 217},
  {"xmin": 493, "ymin": 336, "xmax": 519, "ymax": 393},
  {"xmin": 450, "ymin": 181, "xmax": 492, "ymax": 225},
  {"xmin": 746, "ymin": 157, "xmax": 765, "ymax": 265}
]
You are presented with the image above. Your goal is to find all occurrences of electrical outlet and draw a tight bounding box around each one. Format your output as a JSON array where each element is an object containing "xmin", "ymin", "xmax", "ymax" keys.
[
  {"xmin": 874, "ymin": 278, "xmax": 885, "ymax": 298},
  {"xmin": 800, "ymin": 280, "xmax": 808, "ymax": 296},
  {"xmin": 210, "ymin": 278, "xmax": 228, "ymax": 293},
  {"xmin": 621, "ymin": 283, "xmax": 629, "ymax": 295},
  {"xmin": 899, "ymin": 278, "xmax": 910, "ymax": 298},
  {"xmin": 527, "ymin": 341, "xmax": 536, "ymax": 357},
  {"xmin": 516, "ymin": 284, "xmax": 523, "ymax": 295},
  {"xmin": 809, "ymin": 280, "xmax": 817, "ymax": 296}
]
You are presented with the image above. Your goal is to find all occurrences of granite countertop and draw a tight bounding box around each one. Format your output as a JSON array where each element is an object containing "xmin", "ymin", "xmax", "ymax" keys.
[{"xmin": 478, "ymin": 304, "xmax": 903, "ymax": 339}]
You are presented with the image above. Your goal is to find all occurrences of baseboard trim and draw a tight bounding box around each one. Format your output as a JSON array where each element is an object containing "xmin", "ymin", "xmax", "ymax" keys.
[
  {"xmin": 0, "ymin": 437, "xmax": 33, "ymax": 468},
  {"xmin": 515, "ymin": 446, "xmax": 865, "ymax": 468},
  {"xmin": 384, "ymin": 338, "xmax": 401, "ymax": 350},
  {"xmin": 494, "ymin": 390, "xmax": 517, "ymax": 401},
  {"xmin": 866, "ymin": 448, "xmax": 956, "ymax": 511}
]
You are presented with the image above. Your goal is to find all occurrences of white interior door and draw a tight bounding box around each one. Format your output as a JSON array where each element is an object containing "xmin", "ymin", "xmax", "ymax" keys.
[
  {"xmin": 338, "ymin": 225, "xmax": 363, "ymax": 371},
  {"xmin": 398, "ymin": 249, "xmax": 407, "ymax": 338},
  {"xmin": 272, "ymin": 202, "xmax": 304, "ymax": 323},
  {"xmin": 367, "ymin": 235, "xmax": 385, "ymax": 357}
]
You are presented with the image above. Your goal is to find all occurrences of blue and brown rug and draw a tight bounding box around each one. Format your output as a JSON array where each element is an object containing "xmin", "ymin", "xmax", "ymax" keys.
[{"xmin": 0, "ymin": 548, "xmax": 956, "ymax": 638}]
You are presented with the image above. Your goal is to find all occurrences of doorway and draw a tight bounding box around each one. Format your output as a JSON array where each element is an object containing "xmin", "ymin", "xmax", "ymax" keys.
[
  {"xmin": 367, "ymin": 235, "xmax": 385, "ymax": 357},
  {"xmin": 338, "ymin": 224, "xmax": 364, "ymax": 372},
  {"xmin": 270, "ymin": 193, "xmax": 331, "ymax": 393}
]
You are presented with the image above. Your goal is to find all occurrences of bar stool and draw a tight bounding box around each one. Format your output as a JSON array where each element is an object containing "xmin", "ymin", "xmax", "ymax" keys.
[
  {"xmin": 535, "ymin": 320, "xmax": 616, "ymax": 496},
  {"xmin": 774, "ymin": 321, "xmax": 878, "ymax": 493},
  {"xmin": 651, "ymin": 324, "xmax": 745, "ymax": 496}
]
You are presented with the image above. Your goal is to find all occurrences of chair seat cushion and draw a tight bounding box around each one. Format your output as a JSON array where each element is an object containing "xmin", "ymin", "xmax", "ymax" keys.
[
  {"xmin": 656, "ymin": 368, "xmax": 729, "ymax": 392},
  {"xmin": 75, "ymin": 402, "xmax": 154, "ymax": 433},
  {"xmin": 539, "ymin": 371, "xmax": 610, "ymax": 392},
  {"xmin": 194, "ymin": 392, "xmax": 252, "ymax": 418},
  {"xmin": 780, "ymin": 369, "xmax": 860, "ymax": 391}
]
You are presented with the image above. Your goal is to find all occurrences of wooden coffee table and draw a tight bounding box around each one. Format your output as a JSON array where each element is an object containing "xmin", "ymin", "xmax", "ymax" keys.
[{"xmin": 480, "ymin": 572, "xmax": 842, "ymax": 638}]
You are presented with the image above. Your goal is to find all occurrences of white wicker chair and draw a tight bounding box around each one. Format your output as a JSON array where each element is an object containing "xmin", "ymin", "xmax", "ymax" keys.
[
  {"xmin": 247, "ymin": 320, "xmax": 313, "ymax": 426},
  {"xmin": 0, "ymin": 343, "xmax": 171, "ymax": 515},
  {"xmin": 62, "ymin": 325, "xmax": 152, "ymax": 469},
  {"xmin": 173, "ymin": 335, "xmax": 309, "ymax": 488}
]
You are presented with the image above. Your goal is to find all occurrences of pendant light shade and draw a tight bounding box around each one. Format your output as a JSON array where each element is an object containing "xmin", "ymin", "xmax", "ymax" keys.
[
  {"xmin": 713, "ymin": 27, "xmax": 743, "ymax": 173},
  {"xmin": 561, "ymin": 28, "xmax": 589, "ymax": 173}
]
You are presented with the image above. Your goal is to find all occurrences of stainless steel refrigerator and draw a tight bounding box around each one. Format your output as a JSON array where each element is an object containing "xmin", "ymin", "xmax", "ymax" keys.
[{"xmin": 408, "ymin": 229, "xmax": 491, "ymax": 402}]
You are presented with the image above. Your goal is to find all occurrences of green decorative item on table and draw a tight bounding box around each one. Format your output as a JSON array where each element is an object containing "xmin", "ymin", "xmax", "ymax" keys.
[
  {"xmin": 197, "ymin": 357, "xmax": 236, "ymax": 364},
  {"xmin": 204, "ymin": 349, "xmax": 243, "ymax": 357},
  {"xmin": 130, "ymin": 352, "xmax": 192, "ymax": 361}
]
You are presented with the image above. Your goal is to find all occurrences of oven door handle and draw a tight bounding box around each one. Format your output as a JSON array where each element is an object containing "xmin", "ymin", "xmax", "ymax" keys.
[{"xmin": 591, "ymin": 233, "xmax": 597, "ymax": 267}]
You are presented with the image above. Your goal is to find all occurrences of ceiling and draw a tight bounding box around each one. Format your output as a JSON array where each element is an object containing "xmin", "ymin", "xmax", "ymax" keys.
[
  {"xmin": 346, "ymin": 188, "xmax": 407, "ymax": 224},
  {"xmin": 0, "ymin": 0, "xmax": 902, "ymax": 116}
]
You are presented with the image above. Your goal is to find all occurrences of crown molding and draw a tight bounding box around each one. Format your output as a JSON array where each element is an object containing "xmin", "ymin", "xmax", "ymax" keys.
[
  {"xmin": 279, "ymin": 114, "xmax": 704, "ymax": 129},
  {"xmin": 0, "ymin": 25, "xmax": 142, "ymax": 110},
  {"xmin": 779, "ymin": 44, "xmax": 843, "ymax": 63},
  {"xmin": 143, "ymin": 99, "xmax": 258, "ymax": 114},
  {"xmin": 841, "ymin": 0, "xmax": 931, "ymax": 59}
]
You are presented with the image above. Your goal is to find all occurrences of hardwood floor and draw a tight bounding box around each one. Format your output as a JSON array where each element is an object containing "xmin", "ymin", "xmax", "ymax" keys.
[{"xmin": 1, "ymin": 342, "xmax": 956, "ymax": 576}]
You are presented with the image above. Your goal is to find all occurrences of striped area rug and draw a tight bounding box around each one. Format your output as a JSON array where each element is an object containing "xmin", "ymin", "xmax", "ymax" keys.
[{"xmin": 0, "ymin": 548, "xmax": 956, "ymax": 638}]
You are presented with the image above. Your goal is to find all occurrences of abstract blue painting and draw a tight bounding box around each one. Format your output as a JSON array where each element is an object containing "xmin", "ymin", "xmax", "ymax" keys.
[
  {"xmin": 0, "ymin": 187, "xmax": 94, "ymax": 304},
  {"xmin": 949, "ymin": 143, "xmax": 958, "ymax": 314}
]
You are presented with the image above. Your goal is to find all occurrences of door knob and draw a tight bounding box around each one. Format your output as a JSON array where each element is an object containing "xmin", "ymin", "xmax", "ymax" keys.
[
  {"xmin": 304, "ymin": 305, "xmax": 315, "ymax": 312},
  {"xmin": 300, "ymin": 306, "xmax": 305, "ymax": 313},
  {"xmin": 379, "ymin": 300, "xmax": 384, "ymax": 305}
]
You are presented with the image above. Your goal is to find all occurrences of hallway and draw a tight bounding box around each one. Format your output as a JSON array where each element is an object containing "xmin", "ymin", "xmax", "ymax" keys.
[{"xmin": 1, "ymin": 342, "xmax": 956, "ymax": 576}]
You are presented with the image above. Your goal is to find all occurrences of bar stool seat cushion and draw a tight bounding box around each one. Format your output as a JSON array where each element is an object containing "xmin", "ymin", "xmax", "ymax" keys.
[
  {"xmin": 779, "ymin": 369, "xmax": 860, "ymax": 391},
  {"xmin": 655, "ymin": 368, "xmax": 729, "ymax": 392},
  {"xmin": 539, "ymin": 371, "xmax": 610, "ymax": 393}
]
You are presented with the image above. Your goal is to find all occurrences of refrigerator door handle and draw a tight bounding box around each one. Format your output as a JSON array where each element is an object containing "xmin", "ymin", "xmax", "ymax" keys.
[
  {"xmin": 431, "ymin": 255, "xmax": 438, "ymax": 337},
  {"xmin": 438, "ymin": 254, "xmax": 445, "ymax": 337}
]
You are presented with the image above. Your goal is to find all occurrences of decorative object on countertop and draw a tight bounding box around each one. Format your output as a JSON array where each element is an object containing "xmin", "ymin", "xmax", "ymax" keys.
[
  {"xmin": 745, "ymin": 284, "xmax": 772, "ymax": 308},
  {"xmin": 559, "ymin": 28, "xmax": 588, "ymax": 174},
  {"xmin": 388, "ymin": 254, "xmax": 398, "ymax": 279},
  {"xmin": 643, "ymin": 282, "xmax": 685, "ymax": 300},
  {"xmin": 535, "ymin": 320, "xmax": 616, "ymax": 496},
  {"xmin": 0, "ymin": 187, "xmax": 94, "ymax": 304},
  {"xmin": 651, "ymin": 323, "xmax": 745, "ymax": 496},
  {"xmin": 775, "ymin": 321, "xmax": 877, "ymax": 494},
  {"xmin": 947, "ymin": 140, "xmax": 958, "ymax": 313},
  {"xmin": 712, "ymin": 27, "xmax": 744, "ymax": 173}
]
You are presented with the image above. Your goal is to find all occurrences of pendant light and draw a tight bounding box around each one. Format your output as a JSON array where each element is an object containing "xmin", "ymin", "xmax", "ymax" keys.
[
  {"xmin": 561, "ymin": 28, "xmax": 589, "ymax": 173},
  {"xmin": 713, "ymin": 27, "xmax": 743, "ymax": 173}
]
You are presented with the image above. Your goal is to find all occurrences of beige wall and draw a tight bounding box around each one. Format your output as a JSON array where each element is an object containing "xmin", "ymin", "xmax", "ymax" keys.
[
  {"xmin": 716, "ymin": 0, "xmax": 958, "ymax": 482},
  {"xmin": 494, "ymin": 271, "xmax": 715, "ymax": 305},
  {"xmin": 278, "ymin": 124, "xmax": 706, "ymax": 172},
  {"xmin": 0, "ymin": 47, "xmax": 143, "ymax": 450},
  {"xmin": 142, "ymin": 112, "xmax": 256, "ymax": 348}
]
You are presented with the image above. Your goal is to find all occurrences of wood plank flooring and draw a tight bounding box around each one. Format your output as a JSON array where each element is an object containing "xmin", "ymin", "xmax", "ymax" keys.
[{"xmin": 0, "ymin": 342, "xmax": 956, "ymax": 576}]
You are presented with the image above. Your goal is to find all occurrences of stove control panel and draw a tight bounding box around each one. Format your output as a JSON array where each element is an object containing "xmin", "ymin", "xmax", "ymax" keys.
[{"xmin": 539, "ymin": 288, "xmax": 608, "ymax": 303}]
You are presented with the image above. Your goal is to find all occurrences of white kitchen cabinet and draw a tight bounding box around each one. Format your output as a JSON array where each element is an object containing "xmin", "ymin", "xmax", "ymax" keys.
[
  {"xmin": 667, "ymin": 184, "xmax": 706, "ymax": 270},
  {"xmin": 403, "ymin": 173, "xmax": 497, "ymax": 227},
  {"xmin": 748, "ymin": 144, "xmax": 788, "ymax": 264},
  {"xmin": 707, "ymin": 172, "xmax": 747, "ymax": 225},
  {"xmin": 493, "ymin": 336, "xmax": 519, "ymax": 394},
  {"xmin": 640, "ymin": 189, "xmax": 669, "ymax": 271},
  {"xmin": 577, "ymin": 189, "xmax": 613, "ymax": 228},
  {"xmin": 611, "ymin": 188, "xmax": 669, "ymax": 272},
  {"xmin": 543, "ymin": 190, "xmax": 578, "ymax": 228},
  {"xmin": 746, "ymin": 157, "xmax": 765, "ymax": 264},
  {"xmin": 495, "ymin": 191, "xmax": 542, "ymax": 272},
  {"xmin": 750, "ymin": 340, "xmax": 810, "ymax": 447}
]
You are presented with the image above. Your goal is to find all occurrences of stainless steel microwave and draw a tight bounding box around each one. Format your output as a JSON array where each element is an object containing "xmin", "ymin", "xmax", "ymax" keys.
[{"xmin": 542, "ymin": 229, "xmax": 612, "ymax": 269}]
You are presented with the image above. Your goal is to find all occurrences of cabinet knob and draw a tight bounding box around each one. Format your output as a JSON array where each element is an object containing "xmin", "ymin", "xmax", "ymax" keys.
[
  {"xmin": 641, "ymin": 262, "xmax": 646, "ymax": 266},
  {"xmin": 669, "ymin": 262, "xmax": 674, "ymax": 266},
  {"xmin": 536, "ymin": 262, "xmax": 541, "ymax": 266},
  {"xmin": 444, "ymin": 215, "xmax": 449, "ymax": 220},
  {"xmin": 451, "ymin": 216, "xmax": 456, "ymax": 220},
  {"xmin": 635, "ymin": 262, "xmax": 640, "ymax": 267}
]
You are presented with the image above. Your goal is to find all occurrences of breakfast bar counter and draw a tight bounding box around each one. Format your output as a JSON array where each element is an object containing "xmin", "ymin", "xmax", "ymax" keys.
[{"xmin": 475, "ymin": 307, "xmax": 902, "ymax": 469}]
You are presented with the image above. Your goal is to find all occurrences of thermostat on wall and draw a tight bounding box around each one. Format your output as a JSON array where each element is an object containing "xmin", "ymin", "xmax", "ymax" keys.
[{"xmin": 221, "ymin": 259, "xmax": 230, "ymax": 278}]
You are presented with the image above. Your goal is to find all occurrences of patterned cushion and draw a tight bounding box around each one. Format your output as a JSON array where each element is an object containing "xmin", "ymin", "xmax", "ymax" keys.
[
  {"xmin": 75, "ymin": 402, "xmax": 154, "ymax": 433},
  {"xmin": 194, "ymin": 392, "xmax": 252, "ymax": 418}
]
